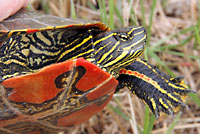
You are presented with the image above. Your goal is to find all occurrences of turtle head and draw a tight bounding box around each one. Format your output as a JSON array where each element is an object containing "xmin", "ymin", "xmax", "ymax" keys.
[{"xmin": 92, "ymin": 26, "xmax": 147, "ymax": 76}]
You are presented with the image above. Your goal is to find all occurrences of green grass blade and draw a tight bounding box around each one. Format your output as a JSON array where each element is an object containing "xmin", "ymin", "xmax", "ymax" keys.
[
  {"xmin": 143, "ymin": 104, "xmax": 150, "ymax": 134},
  {"xmin": 140, "ymin": 0, "xmax": 146, "ymax": 27},
  {"xmin": 152, "ymin": 25, "xmax": 196, "ymax": 49},
  {"xmin": 109, "ymin": 0, "xmax": 114, "ymax": 29},
  {"xmin": 98, "ymin": 0, "xmax": 107, "ymax": 25},
  {"xmin": 166, "ymin": 112, "xmax": 181, "ymax": 134},
  {"xmin": 102, "ymin": 0, "xmax": 107, "ymax": 25},
  {"xmin": 147, "ymin": 47, "xmax": 175, "ymax": 76},
  {"xmin": 143, "ymin": 104, "xmax": 156, "ymax": 134},
  {"xmin": 152, "ymin": 34, "xmax": 175, "ymax": 49},
  {"xmin": 146, "ymin": 0, "xmax": 157, "ymax": 46},
  {"xmin": 39, "ymin": 0, "xmax": 49, "ymax": 13},
  {"xmin": 144, "ymin": 0, "xmax": 157, "ymax": 61},
  {"xmin": 195, "ymin": 1, "xmax": 200, "ymax": 48},
  {"xmin": 70, "ymin": 0, "xmax": 76, "ymax": 19},
  {"xmin": 98, "ymin": 0, "xmax": 104, "ymax": 23},
  {"xmin": 189, "ymin": 93, "xmax": 200, "ymax": 107},
  {"xmin": 149, "ymin": 0, "xmax": 157, "ymax": 31},
  {"xmin": 180, "ymin": 25, "xmax": 196, "ymax": 34},
  {"xmin": 195, "ymin": 24, "xmax": 200, "ymax": 48},
  {"xmin": 27, "ymin": 2, "xmax": 34, "ymax": 10},
  {"xmin": 87, "ymin": 1, "xmax": 97, "ymax": 10},
  {"xmin": 107, "ymin": 104, "xmax": 130, "ymax": 121},
  {"xmin": 129, "ymin": 7, "xmax": 137, "ymax": 25},
  {"xmin": 147, "ymin": 114, "xmax": 156, "ymax": 133},
  {"xmin": 166, "ymin": 50, "xmax": 200, "ymax": 60},
  {"xmin": 114, "ymin": 4, "xmax": 124, "ymax": 26}
]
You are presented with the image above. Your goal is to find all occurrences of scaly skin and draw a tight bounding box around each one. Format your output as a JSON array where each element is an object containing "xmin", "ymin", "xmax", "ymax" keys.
[{"xmin": 117, "ymin": 58, "xmax": 195, "ymax": 118}]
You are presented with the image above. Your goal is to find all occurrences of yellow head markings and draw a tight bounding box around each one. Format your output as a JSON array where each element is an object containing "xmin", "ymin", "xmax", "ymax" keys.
[
  {"xmin": 94, "ymin": 41, "xmax": 112, "ymax": 55},
  {"xmin": 103, "ymin": 35, "xmax": 146, "ymax": 67},
  {"xmin": 93, "ymin": 33, "xmax": 117, "ymax": 46},
  {"xmin": 129, "ymin": 30, "xmax": 146, "ymax": 40},
  {"xmin": 123, "ymin": 33, "xmax": 146, "ymax": 51},
  {"xmin": 127, "ymin": 26, "xmax": 143, "ymax": 35},
  {"xmin": 71, "ymin": 47, "xmax": 94, "ymax": 59},
  {"xmin": 97, "ymin": 41, "xmax": 119, "ymax": 65}
]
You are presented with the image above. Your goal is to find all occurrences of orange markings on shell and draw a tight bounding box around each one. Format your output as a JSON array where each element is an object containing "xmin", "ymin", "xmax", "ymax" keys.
[
  {"xmin": 75, "ymin": 59, "xmax": 111, "ymax": 91},
  {"xmin": 2, "ymin": 59, "xmax": 75, "ymax": 103},
  {"xmin": 2, "ymin": 57, "xmax": 118, "ymax": 104},
  {"xmin": 86, "ymin": 77, "xmax": 118, "ymax": 100},
  {"xmin": 1, "ymin": 58, "xmax": 118, "ymax": 127}
]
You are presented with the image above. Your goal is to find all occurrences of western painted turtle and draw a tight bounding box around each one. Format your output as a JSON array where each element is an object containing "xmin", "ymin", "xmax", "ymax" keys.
[{"xmin": 0, "ymin": 9, "xmax": 193, "ymax": 134}]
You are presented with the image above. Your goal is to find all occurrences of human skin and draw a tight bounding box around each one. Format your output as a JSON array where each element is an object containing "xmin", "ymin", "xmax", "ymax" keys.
[{"xmin": 0, "ymin": 0, "xmax": 29, "ymax": 21}]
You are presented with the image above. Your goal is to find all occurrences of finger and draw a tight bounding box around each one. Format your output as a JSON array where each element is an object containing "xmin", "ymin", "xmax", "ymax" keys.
[{"xmin": 0, "ymin": 0, "xmax": 29, "ymax": 21}]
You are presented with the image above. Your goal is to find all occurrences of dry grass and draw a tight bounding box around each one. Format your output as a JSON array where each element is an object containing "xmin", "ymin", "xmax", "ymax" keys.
[{"xmin": 29, "ymin": 0, "xmax": 200, "ymax": 133}]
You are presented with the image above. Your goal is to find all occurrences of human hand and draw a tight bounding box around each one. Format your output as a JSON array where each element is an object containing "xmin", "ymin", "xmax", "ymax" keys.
[{"xmin": 0, "ymin": 0, "xmax": 29, "ymax": 21}]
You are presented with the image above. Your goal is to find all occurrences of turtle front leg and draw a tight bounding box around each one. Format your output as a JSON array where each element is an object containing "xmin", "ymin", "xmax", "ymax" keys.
[{"xmin": 117, "ymin": 58, "xmax": 195, "ymax": 118}]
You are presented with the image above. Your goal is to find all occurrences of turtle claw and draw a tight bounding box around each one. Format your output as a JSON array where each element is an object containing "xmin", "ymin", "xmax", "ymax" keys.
[
  {"xmin": 154, "ymin": 109, "xmax": 160, "ymax": 120},
  {"xmin": 146, "ymin": 92, "xmax": 188, "ymax": 119},
  {"xmin": 180, "ymin": 102, "xmax": 188, "ymax": 108},
  {"xmin": 169, "ymin": 111, "xmax": 175, "ymax": 119},
  {"xmin": 189, "ymin": 90, "xmax": 197, "ymax": 94}
]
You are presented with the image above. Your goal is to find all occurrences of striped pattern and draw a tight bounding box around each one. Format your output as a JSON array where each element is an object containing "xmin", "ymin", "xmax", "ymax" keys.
[
  {"xmin": 0, "ymin": 27, "xmax": 99, "ymax": 80},
  {"xmin": 0, "ymin": 26, "xmax": 146, "ymax": 81},
  {"xmin": 0, "ymin": 9, "xmax": 194, "ymax": 133},
  {"xmin": 117, "ymin": 58, "xmax": 192, "ymax": 118},
  {"xmin": 93, "ymin": 26, "xmax": 146, "ymax": 75}
]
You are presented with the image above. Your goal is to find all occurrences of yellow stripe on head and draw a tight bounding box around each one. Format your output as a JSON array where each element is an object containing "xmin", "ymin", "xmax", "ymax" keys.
[{"xmin": 93, "ymin": 26, "xmax": 146, "ymax": 75}]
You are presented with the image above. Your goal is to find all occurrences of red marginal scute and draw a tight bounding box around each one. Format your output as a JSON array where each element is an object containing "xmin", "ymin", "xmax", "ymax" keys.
[
  {"xmin": 1, "ymin": 59, "xmax": 75, "ymax": 103},
  {"xmin": 1, "ymin": 58, "xmax": 118, "ymax": 127},
  {"xmin": 75, "ymin": 59, "xmax": 118, "ymax": 92},
  {"xmin": 57, "ymin": 58, "xmax": 118, "ymax": 126},
  {"xmin": 26, "ymin": 29, "xmax": 40, "ymax": 34}
]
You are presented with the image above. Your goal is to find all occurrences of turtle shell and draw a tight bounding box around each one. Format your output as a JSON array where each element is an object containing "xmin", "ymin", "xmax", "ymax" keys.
[
  {"xmin": 0, "ymin": 9, "xmax": 109, "ymax": 43},
  {"xmin": 0, "ymin": 9, "xmax": 118, "ymax": 134}
]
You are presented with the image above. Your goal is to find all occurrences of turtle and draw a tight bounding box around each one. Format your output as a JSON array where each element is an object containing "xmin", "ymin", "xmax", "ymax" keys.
[{"xmin": 0, "ymin": 9, "xmax": 194, "ymax": 134}]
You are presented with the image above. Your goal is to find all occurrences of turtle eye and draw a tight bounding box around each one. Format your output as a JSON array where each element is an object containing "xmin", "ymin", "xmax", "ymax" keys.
[{"xmin": 118, "ymin": 34, "xmax": 129, "ymax": 41}]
